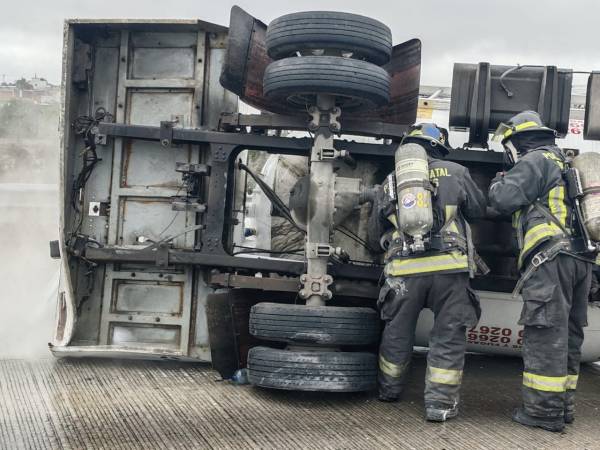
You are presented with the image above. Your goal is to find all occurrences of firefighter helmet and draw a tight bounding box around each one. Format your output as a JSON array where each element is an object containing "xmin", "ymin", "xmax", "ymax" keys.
[
  {"xmin": 493, "ymin": 110, "xmax": 556, "ymax": 144},
  {"xmin": 402, "ymin": 123, "xmax": 452, "ymax": 155}
]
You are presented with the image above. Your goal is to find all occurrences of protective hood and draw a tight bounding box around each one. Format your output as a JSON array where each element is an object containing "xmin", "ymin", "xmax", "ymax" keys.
[{"xmin": 509, "ymin": 132, "xmax": 556, "ymax": 156}]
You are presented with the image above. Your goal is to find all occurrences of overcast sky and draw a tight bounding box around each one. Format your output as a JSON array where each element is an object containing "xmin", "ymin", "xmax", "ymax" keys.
[{"xmin": 1, "ymin": 0, "xmax": 598, "ymax": 86}]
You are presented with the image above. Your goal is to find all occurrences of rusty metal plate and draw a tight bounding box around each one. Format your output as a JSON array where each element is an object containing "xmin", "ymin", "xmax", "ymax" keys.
[
  {"xmin": 219, "ymin": 6, "xmax": 287, "ymax": 114},
  {"xmin": 356, "ymin": 39, "xmax": 421, "ymax": 125}
]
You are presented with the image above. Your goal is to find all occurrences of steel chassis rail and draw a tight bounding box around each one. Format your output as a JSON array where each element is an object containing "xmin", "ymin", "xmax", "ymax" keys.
[{"xmin": 91, "ymin": 118, "xmax": 504, "ymax": 284}]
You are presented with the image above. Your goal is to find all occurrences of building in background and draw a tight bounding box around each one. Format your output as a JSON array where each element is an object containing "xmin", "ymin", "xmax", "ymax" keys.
[{"xmin": 0, "ymin": 76, "xmax": 60, "ymax": 106}]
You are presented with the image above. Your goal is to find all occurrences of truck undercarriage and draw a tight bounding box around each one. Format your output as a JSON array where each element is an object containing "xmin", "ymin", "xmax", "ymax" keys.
[{"xmin": 53, "ymin": 7, "xmax": 600, "ymax": 389}]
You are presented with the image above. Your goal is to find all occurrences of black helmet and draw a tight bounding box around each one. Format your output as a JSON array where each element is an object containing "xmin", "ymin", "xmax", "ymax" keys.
[
  {"xmin": 493, "ymin": 110, "xmax": 555, "ymax": 145},
  {"xmin": 402, "ymin": 123, "xmax": 452, "ymax": 155},
  {"xmin": 493, "ymin": 111, "xmax": 556, "ymax": 164}
]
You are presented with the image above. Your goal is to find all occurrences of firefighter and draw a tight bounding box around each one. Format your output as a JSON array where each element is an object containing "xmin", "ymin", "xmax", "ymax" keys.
[
  {"xmin": 488, "ymin": 111, "xmax": 593, "ymax": 432},
  {"xmin": 370, "ymin": 123, "xmax": 486, "ymax": 422}
]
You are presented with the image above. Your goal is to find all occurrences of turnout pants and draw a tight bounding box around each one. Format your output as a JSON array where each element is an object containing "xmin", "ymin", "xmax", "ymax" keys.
[
  {"xmin": 519, "ymin": 253, "xmax": 592, "ymax": 418},
  {"xmin": 377, "ymin": 272, "xmax": 479, "ymax": 406}
]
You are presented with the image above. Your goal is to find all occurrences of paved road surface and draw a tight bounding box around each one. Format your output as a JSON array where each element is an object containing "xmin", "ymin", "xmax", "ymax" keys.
[{"xmin": 1, "ymin": 355, "xmax": 599, "ymax": 449}]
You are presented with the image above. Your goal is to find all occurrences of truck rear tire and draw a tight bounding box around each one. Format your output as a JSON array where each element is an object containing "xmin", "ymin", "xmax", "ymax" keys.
[
  {"xmin": 263, "ymin": 56, "xmax": 391, "ymax": 111},
  {"xmin": 250, "ymin": 302, "xmax": 380, "ymax": 345},
  {"xmin": 266, "ymin": 11, "xmax": 392, "ymax": 66},
  {"xmin": 248, "ymin": 346, "xmax": 377, "ymax": 392}
]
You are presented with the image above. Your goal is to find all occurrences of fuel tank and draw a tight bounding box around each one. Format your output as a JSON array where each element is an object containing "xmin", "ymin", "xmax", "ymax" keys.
[{"xmin": 415, "ymin": 290, "xmax": 600, "ymax": 362}]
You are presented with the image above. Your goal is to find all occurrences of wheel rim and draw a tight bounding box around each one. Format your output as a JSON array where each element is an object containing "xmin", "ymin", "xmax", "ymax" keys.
[{"xmin": 284, "ymin": 92, "xmax": 373, "ymax": 110}]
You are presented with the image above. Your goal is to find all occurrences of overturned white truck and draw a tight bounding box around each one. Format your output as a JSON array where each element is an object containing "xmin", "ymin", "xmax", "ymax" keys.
[{"xmin": 52, "ymin": 7, "xmax": 600, "ymax": 391}]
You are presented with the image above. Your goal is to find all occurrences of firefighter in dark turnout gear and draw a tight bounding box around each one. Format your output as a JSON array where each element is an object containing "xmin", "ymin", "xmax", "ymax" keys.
[
  {"xmin": 488, "ymin": 111, "xmax": 593, "ymax": 432},
  {"xmin": 370, "ymin": 124, "xmax": 486, "ymax": 422}
]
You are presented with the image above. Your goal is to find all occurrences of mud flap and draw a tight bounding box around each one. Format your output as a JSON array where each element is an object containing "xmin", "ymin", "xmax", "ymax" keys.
[
  {"xmin": 206, "ymin": 290, "xmax": 296, "ymax": 379},
  {"xmin": 206, "ymin": 291, "xmax": 258, "ymax": 379}
]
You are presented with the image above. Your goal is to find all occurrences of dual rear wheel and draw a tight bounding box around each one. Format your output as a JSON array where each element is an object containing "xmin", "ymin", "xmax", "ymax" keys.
[
  {"xmin": 248, "ymin": 303, "xmax": 380, "ymax": 392},
  {"xmin": 262, "ymin": 11, "xmax": 393, "ymax": 112}
]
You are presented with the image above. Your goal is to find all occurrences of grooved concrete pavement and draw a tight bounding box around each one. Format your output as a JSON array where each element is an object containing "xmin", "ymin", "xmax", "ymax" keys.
[{"xmin": 1, "ymin": 355, "xmax": 599, "ymax": 449}]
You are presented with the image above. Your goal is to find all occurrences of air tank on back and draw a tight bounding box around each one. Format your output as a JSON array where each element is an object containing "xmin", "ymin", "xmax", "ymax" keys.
[
  {"xmin": 572, "ymin": 152, "xmax": 600, "ymax": 241},
  {"xmin": 394, "ymin": 143, "xmax": 433, "ymax": 252}
]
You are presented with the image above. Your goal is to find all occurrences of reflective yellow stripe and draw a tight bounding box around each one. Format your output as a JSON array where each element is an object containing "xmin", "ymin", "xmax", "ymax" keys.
[
  {"xmin": 518, "ymin": 222, "xmax": 564, "ymax": 268},
  {"xmin": 548, "ymin": 186, "xmax": 567, "ymax": 228},
  {"xmin": 387, "ymin": 214, "xmax": 398, "ymax": 228},
  {"xmin": 565, "ymin": 374, "xmax": 579, "ymax": 390},
  {"xmin": 379, "ymin": 355, "xmax": 408, "ymax": 378},
  {"xmin": 522, "ymin": 372, "xmax": 567, "ymax": 393},
  {"xmin": 543, "ymin": 152, "xmax": 565, "ymax": 169},
  {"xmin": 513, "ymin": 209, "xmax": 525, "ymax": 249},
  {"xmin": 503, "ymin": 121, "xmax": 540, "ymax": 138},
  {"xmin": 444, "ymin": 205, "xmax": 459, "ymax": 233},
  {"xmin": 409, "ymin": 129, "xmax": 423, "ymax": 137},
  {"xmin": 596, "ymin": 253, "xmax": 600, "ymax": 265},
  {"xmin": 427, "ymin": 366, "xmax": 463, "ymax": 385},
  {"xmin": 512, "ymin": 209, "xmax": 522, "ymax": 229},
  {"xmin": 445, "ymin": 205, "xmax": 457, "ymax": 220},
  {"xmin": 504, "ymin": 121, "xmax": 540, "ymax": 138},
  {"xmin": 385, "ymin": 251, "xmax": 468, "ymax": 276}
]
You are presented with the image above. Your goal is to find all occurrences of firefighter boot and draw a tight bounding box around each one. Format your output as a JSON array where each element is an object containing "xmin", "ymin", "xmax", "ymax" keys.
[
  {"xmin": 564, "ymin": 391, "xmax": 575, "ymax": 424},
  {"xmin": 425, "ymin": 402, "xmax": 459, "ymax": 422},
  {"xmin": 378, "ymin": 392, "xmax": 400, "ymax": 403},
  {"xmin": 512, "ymin": 408, "xmax": 565, "ymax": 432}
]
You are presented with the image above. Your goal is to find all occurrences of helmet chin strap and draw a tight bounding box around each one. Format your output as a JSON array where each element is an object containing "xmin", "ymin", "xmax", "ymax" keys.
[{"xmin": 504, "ymin": 140, "xmax": 519, "ymax": 165}]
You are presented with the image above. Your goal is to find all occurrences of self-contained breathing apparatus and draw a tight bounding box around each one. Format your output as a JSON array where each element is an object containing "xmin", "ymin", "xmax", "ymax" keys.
[
  {"xmin": 381, "ymin": 130, "xmax": 489, "ymax": 278},
  {"xmin": 511, "ymin": 148, "xmax": 600, "ymax": 296},
  {"xmin": 493, "ymin": 111, "xmax": 600, "ymax": 295}
]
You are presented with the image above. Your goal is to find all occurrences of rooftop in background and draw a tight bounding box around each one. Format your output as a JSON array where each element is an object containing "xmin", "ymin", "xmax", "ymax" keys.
[{"xmin": 0, "ymin": 76, "xmax": 60, "ymax": 105}]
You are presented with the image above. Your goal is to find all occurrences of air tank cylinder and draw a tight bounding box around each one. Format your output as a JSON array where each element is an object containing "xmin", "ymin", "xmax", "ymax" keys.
[
  {"xmin": 572, "ymin": 152, "xmax": 600, "ymax": 241},
  {"xmin": 394, "ymin": 143, "xmax": 433, "ymax": 252}
]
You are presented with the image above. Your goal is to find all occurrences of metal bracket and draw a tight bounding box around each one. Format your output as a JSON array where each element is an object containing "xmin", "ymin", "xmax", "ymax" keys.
[
  {"xmin": 176, "ymin": 163, "xmax": 211, "ymax": 205},
  {"xmin": 156, "ymin": 243, "xmax": 170, "ymax": 268},
  {"xmin": 299, "ymin": 273, "xmax": 333, "ymax": 300},
  {"xmin": 88, "ymin": 201, "xmax": 109, "ymax": 217},
  {"xmin": 49, "ymin": 240, "xmax": 61, "ymax": 259},
  {"xmin": 317, "ymin": 148, "xmax": 337, "ymax": 160},
  {"xmin": 315, "ymin": 148, "xmax": 355, "ymax": 166},
  {"xmin": 175, "ymin": 162, "xmax": 211, "ymax": 176},
  {"xmin": 329, "ymin": 107, "xmax": 341, "ymax": 133},
  {"xmin": 308, "ymin": 106, "xmax": 342, "ymax": 133},
  {"xmin": 466, "ymin": 62, "xmax": 491, "ymax": 149},
  {"xmin": 308, "ymin": 106, "xmax": 320, "ymax": 131},
  {"xmin": 307, "ymin": 243, "xmax": 334, "ymax": 258},
  {"xmin": 95, "ymin": 132, "xmax": 108, "ymax": 146},
  {"xmin": 171, "ymin": 197, "xmax": 207, "ymax": 213},
  {"xmin": 306, "ymin": 243, "xmax": 348, "ymax": 260},
  {"xmin": 160, "ymin": 121, "xmax": 175, "ymax": 147}
]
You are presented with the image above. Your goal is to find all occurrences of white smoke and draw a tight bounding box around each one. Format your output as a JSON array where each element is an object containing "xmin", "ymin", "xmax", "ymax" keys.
[{"xmin": 0, "ymin": 99, "xmax": 59, "ymax": 358}]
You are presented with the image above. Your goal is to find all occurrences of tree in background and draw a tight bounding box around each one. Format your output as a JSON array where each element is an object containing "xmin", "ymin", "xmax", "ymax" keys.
[{"xmin": 14, "ymin": 78, "xmax": 33, "ymax": 90}]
